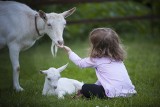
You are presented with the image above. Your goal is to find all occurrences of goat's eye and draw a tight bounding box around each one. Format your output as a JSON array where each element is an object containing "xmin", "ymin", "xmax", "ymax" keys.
[
  {"xmin": 47, "ymin": 78, "xmax": 51, "ymax": 81},
  {"xmin": 47, "ymin": 23, "xmax": 52, "ymax": 27}
]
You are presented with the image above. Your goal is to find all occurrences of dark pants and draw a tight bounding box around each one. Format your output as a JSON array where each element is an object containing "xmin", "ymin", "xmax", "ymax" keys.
[{"xmin": 80, "ymin": 84, "xmax": 106, "ymax": 99}]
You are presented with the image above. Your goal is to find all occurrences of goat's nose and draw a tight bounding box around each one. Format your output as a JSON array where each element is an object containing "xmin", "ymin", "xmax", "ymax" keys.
[{"xmin": 58, "ymin": 40, "xmax": 64, "ymax": 46}]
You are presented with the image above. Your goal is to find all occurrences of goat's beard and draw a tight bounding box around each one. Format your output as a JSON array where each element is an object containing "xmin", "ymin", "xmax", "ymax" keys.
[{"xmin": 51, "ymin": 42, "xmax": 58, "ymax": 57}]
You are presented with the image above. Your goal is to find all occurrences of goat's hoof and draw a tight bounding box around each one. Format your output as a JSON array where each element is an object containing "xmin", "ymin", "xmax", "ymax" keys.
[{"xmin": 14, "ymin": 87, "xmax": 24, "ymax": 92}]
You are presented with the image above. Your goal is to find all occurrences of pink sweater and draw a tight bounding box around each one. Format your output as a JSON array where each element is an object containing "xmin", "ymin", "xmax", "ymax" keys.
[{"xmin": 68, "ymin": 51, "xmax": 137, "ymax": 98}]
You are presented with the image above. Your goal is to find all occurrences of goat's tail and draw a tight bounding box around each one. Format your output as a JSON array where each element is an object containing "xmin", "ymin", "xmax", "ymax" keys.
[{"xmin": 73, "ymin": 80, "xmax": 84, "ymax": 90}]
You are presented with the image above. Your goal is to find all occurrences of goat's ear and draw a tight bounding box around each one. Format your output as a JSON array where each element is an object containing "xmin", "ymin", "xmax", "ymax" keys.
[
  {"xmin": 61, "ymin": 7, "xmax": 76, "ymax": 18},
  {"xmin": 40, "ymin": 70, "xmax": 47, "ymax": 75},
  {"xmin": 57, "ymin": 63, "xmax": 68, "ymax": 73},
  {"xmin": 38, "ymin": 10, "xmax": 47, "ymax": 22}
]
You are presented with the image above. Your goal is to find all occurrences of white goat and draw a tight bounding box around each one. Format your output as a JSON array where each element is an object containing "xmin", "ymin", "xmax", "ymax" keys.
[
  {"xmin": 40, "ymin": 64, "xmax": 84, "ymax": 99},
  {"xmin": 0, "ymin": 1, "xmax": 76, "ymax": 91}
]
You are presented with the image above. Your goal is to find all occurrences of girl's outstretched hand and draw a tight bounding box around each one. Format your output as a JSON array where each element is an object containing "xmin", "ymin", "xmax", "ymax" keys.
[
  {"xmin": 63, "ymin": 46, "xmax": 72, "ymax": 53},
  {"xmin": 58, "ymin": 45, "xmax": 72, "ymax": 53}
]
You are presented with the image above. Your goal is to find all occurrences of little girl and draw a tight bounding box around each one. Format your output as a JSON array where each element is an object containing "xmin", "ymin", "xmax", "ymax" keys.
[{"xmin": 59, "ymin": 28, "xmax": 136, "ymax": 98}]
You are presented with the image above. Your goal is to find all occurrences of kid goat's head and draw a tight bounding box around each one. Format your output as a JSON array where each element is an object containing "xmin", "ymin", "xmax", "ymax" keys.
[
  {"xmin": 40, "ymin": 64, "xmax": 68, "ymax": 89},
  {"xmin": 38, "ymin": 7, "xmax": 76, "ymax": 56}
]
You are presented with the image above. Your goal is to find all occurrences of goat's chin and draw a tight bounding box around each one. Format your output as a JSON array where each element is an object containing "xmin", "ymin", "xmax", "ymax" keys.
[
  {"xmin": 56, "ymin": 44, "xmax": 64, "ymax": 48},
  {"xmin": 51, "ymin": 43, "xmax": 64, "ymax": 57}
]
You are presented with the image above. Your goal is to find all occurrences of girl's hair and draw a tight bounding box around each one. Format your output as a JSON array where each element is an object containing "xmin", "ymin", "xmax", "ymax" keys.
[{"xmin": 89, "ymin": 28, "xmax": 126, "ymax": 61}]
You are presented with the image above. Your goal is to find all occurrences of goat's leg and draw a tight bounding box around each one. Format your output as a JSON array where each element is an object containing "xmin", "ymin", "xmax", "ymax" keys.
[
  {"xmin": 58, "ymin": 91, "xmax": 65, "ymax": 99},
  {"xmin": 9, "ymin": 45, "xmax": 24, "ymax": 91}
]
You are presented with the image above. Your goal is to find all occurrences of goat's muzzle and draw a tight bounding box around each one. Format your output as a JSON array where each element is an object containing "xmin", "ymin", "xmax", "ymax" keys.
[{"xmin": 58, "ymin": 40, "xmax": 64, "ymax": 46}]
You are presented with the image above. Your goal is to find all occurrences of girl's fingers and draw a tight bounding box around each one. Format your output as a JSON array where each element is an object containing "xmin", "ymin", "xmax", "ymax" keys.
[
  {"xmin": 58, "ymin": 45, "xmax": 71, "ymax": 53},
  {"xmin": 63, "ymin": 46, "xmax": 71, "ymax": 52},
  {"xmin": 57, "ymin": 45, "xmax": 64, "ymax": 48}
]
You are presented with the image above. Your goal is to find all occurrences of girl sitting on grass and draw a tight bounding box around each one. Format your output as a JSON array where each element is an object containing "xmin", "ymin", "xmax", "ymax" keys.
[{"xmin": 59, "ymin": 28, "xmax": 137, "ymax": 99}]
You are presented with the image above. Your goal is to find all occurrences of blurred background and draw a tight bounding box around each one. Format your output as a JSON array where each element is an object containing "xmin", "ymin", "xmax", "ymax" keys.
[{"xmin": 5, "ymin": 0, "xmax": 160, "ymax": 41}]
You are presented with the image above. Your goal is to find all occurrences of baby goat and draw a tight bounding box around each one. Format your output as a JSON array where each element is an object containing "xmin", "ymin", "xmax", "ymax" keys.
[{"xmin": 40, "ymin": 64, "xmax": 84, "ymax": 99}]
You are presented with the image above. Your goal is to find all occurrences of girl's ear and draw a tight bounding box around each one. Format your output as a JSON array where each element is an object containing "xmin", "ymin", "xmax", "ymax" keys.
[{"xmin": 57, "ymin": 63, "xmax": 68, "ymax": 73}]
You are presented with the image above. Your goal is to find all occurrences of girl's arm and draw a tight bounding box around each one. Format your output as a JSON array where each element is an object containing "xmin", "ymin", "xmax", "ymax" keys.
[{"xmin": 62, "ymin": 46, "xmax": 95, "ymax": 68}]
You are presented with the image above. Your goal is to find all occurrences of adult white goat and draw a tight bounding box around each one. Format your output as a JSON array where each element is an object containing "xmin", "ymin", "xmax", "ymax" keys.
[
  {"xmin": 0, "ymin": 1, "xmax": 76, "ymax": 91},
  {"xmin": 40, "ymin": 64, "xmax": 84, "ymax": 99}
]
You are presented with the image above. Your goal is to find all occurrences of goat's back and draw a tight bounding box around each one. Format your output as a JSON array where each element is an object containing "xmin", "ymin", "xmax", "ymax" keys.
[
  {"xmin": 0, "ymin": 1, "xmax": 37, "ymax": 43},
  {"xmin": 0, "ymin": 1, "xmax": 34, "ymax": 13},
  {"xmin": 57, "ymin": 78, "xmax": 83, "ymax": 94}
]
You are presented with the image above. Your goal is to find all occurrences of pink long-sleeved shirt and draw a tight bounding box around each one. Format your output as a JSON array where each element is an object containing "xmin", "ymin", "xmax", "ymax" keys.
[{"xmin": 68, "ymin": 51, "xmax": 137, "ymax": 98}]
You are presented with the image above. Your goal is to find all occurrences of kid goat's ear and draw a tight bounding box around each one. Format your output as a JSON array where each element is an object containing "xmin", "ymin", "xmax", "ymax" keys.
[
  {"xmin": 39, "ymin": 70, "xmax": 47, "ymax": 75},
  {"xmin": 57, "ymin": 63, "xmax": 68, "ymax": 73}
]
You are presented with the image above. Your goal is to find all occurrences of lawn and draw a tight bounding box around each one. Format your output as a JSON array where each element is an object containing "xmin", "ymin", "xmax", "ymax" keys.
[{"xmin": 0, "ymin": 35, "xmax": 160, "ymax": 107}]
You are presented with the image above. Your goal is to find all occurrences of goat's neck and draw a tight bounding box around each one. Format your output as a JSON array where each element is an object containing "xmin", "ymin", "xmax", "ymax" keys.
[{"xmin": 36, "ymin": 17, "xmax": 45, "ymax": 36}]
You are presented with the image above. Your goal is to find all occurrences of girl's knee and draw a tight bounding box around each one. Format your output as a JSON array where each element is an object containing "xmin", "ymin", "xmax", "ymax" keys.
[
  {"xmin": 82, "ymin": 84, "xmax": 88, "ymax": 90},
  {"xmin": 80, "ymin": 84, "xmax": 91, "ymax": 98},
  {"xmin": 81, "ymin": 84, "xmax": 88, "ymax": 94}
]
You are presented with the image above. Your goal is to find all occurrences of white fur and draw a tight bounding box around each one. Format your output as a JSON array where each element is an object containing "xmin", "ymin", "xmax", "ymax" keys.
[
  {"xmin": 0, "ymin": 1, "xmax": 76, "ymax": 91},
  {"xmin": 41, "ymin": 64, "xmax": 84, "ymax": 99}
]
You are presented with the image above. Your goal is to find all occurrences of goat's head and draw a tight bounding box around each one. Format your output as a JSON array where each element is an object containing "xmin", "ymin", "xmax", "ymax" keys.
[
  {"xmin": 38, "ymin": 7, "xmax": 76, "ymax": 56},
  {"xmin": 40, "ymin": 64, "xmax": 68, "ymax": 89}
]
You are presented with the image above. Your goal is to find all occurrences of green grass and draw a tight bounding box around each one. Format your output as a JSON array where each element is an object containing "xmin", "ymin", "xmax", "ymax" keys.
[{"xmin": 0, "ymin": 36, "xmax": 160, "ymax": 107}]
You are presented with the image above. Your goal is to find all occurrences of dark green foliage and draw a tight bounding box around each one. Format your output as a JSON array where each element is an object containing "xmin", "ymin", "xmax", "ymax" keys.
[{"xmin": 39, "ymin": 1, "xmax": 160, "ymax": 41}]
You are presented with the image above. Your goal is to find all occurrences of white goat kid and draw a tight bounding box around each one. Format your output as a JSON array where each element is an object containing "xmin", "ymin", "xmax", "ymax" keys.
[
  {"xmin": 0, "ymin": 1, "xmax": 76, "ymax": 91},
  {"xmin": 41, "ymin": 64, "xmax": 84, "ymax": 99}
]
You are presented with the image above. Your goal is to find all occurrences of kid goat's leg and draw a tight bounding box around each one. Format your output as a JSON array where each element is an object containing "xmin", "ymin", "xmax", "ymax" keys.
[
  {"xmin": 58, "ymin": 91, "xmax": 65, "ymax": 99},
  {"xmin": 9, "ymin": 45, "xmax": 23, "ymax": 91}
]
